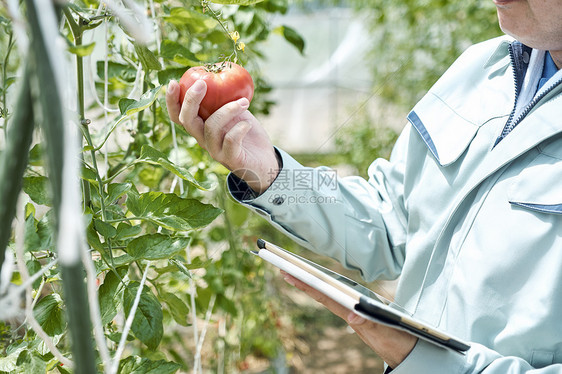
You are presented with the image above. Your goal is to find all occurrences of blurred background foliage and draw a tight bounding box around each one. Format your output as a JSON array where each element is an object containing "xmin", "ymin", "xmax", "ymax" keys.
[{"xmin": 350, "ymin": 0, "xmax": 502, "ymax": 108}]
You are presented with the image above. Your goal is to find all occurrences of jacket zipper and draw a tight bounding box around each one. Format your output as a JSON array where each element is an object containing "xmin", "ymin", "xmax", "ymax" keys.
[{"xmin": 495, "ymin": 44, "xmax": 562, "ymax": 145}]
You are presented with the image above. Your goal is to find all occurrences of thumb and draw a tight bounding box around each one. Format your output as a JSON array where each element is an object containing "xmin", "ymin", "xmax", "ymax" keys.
[{"xmin": 347, "ymin": 312, "xmax": 367, "ymax": 326}]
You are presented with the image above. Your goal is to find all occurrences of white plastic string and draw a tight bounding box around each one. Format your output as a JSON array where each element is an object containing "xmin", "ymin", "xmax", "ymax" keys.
[
  {"xmin": 186, "ymin": 242, "xmax": 200, "ymax": 373},
  {"xmin": 102, "ymin": 0, "xmax": 153, "ymax": 45},
  {"xmin": 6, "ymin": 0, "xmax": 29, "ymax": 56},
  {"xmin": 146, "ymin": 0, "xmax": 184, "ymax": 195},
  {"xmin": 194, "ymin": 294, "xmax": 217, "ymax": 374},
  {"xmin": 148, "ymin": 0, "xmax": 162, "ymax": 57},
  {"xmin": 32, "ymin": 0, "xmax": 82, "ymax": 268},
  {"xmin": 0, "ymin": 250, "xmax": 14, "ymax": 296},
  {"xmin": 83, "ymin": 2, "xmax": 147, "ymax": 113},
  {"xmin": 0, "ymin": 255, "xmax": 58, "ymax": 321},
  {"xmin": 103, "ymin": 17, "xmax": 111, "ymax": 175},
  {"xmin": 109, "ymin": 262, "xmax": 151, "ymax": 374},
  {"xmin": 14, "ymin": 197, "xmax": 73, "ymax": 368},
  {"xmin": 82, "ymin": 247, "xmax": 112, "ymax": 373},
  {"xmin": 33, "ymin": 2, "xmax": 113, "ymax": 369}
]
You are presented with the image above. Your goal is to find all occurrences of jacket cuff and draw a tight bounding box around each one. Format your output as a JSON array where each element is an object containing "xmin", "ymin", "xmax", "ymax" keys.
[
  {"xmin": 390, "ymin": 339, "xmax": 466, "ymax": 374},
  {"xmin": 226, "ymin": 147, "xmax": 308, "ymax": 215}
]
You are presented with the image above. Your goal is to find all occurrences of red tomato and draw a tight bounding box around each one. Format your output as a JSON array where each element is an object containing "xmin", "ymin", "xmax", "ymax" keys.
[{"xmin": 178, "ymin": 62, "xmax": 254, "ymax": 120}]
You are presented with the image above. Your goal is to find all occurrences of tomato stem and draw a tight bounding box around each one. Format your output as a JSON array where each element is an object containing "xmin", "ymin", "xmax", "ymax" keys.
[{"xmin": 204, "ymin": 61, "xmax": 232, "ymax": 73}]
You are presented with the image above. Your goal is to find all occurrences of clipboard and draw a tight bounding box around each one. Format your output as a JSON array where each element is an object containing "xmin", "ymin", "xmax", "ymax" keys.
[{"xmin": 254, "ymin": 238, "xmax": 470, "ymax": 353}]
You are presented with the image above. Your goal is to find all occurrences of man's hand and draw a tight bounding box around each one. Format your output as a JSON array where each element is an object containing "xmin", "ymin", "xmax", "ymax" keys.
[
  {"xmin": 166, "ymin": 79, "xmax": 279, "ymax": 194},
  {"xmin": 281, "ymin": 271, "xmax": 417, "ymax": 369}
]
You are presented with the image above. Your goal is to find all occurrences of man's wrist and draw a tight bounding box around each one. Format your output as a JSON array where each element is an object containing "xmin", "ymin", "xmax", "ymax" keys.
[
  {"xmin": 229, "ymin": 147, "xmax": 283, "ymax": 197},
  {"xmin": 244, "ymin": 148, "xmax": 283, "ymax": 195}
]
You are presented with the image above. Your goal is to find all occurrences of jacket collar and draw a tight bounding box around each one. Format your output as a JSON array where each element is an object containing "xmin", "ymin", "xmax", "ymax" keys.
[
  {"xmin": 508, "ymin": 41, "xmax": 533, "ymax": 96},
  {"xmin": 409, "ymin": 37, "xmax": 562, "ymax": 168}
]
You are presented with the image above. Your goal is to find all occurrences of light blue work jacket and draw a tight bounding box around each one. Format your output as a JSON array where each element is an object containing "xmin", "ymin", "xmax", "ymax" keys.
[{"xmin": 229, "ymin": 36, "xmax": 562, "ymax": 372}]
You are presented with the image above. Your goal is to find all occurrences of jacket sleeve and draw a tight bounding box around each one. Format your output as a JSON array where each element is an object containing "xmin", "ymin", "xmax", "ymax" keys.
[
  {"xmin": 227, "ymin": 128, "xmax": 411, "ymax": 282},
  {"xmin": 391, "ymin": 339, "xmax": 562, "ymax": 373}
]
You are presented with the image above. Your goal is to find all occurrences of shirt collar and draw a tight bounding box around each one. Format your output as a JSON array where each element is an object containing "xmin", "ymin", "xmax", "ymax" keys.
[{"xmin": 538, "ymin": 52, "xmax": 559, "ymax": 91}]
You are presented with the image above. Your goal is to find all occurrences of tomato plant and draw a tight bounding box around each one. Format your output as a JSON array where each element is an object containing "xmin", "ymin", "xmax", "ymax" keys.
[
  {"xmin": 179, "ymin": 62, "xmax": 254, "ymax": 120},
  {"xmin": 0, "ymin": 0, "xmax": 307, "ymax": 373}
]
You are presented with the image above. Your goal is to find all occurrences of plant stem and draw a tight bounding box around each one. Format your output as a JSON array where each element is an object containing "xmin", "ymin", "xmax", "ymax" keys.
[
  {"xmin": 63, "ymin": 7, "xmax": 116, "ymax": 268},
  {"xmin": 26, "ymin": 1, "xmax": 97, "ymax": 372},
  {"xmin": 137, "ymin": 78, "xmax": 148, "ymax": 130},
  {"xmin": 15, "ymin": 203, "xmax": 72, "ymax": 367},
  {"xmin": 82, "ymin": 127, "xmax": 117, "ymax": 266},
  {"xmin": 0, "ymin": 67, "xmax": 34, "ymax": 279},
  {"xmin": 201, "ymin": 0, "xmax": 239, "ymax": 62},
  {"xmin": 63, "ymin": 7, "xmax": 93, "ymax": 211},
  {"xmin": 1, "ymin": 31, "xmax": 14, "ymax": 139},
  {"xmin": 104, "ymin": 216, "xmax": 145, "ymax": 223},
  {"xmin": 151, "ymin": 100, "xmax": 157, "ymax": 143}
]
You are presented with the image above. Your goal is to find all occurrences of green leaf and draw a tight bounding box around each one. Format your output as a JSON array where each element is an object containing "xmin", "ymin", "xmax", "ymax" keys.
[
  {"xmin": 24, "ymin": 202, "xmax": 35, "ymax": 218},
  {"xmin": 94, "ymin": 219, "xmax": 117, "ymax": 239},
  {"xmin": 126, "ymin": 190, "xmax": 222, "ymax": 231},
  {"xmin": 28, "ymin": 144, "xmax": 43, "ymax": 166},
  {"xmin": 86, "ymin": 222, "xmax": 105, "ymax": 253},
  {"xmin": 217, "ymin": 294, "xmax": 237, "ymax": 317},
  {"xmin": 112, "ymin": 254, "xmax": 136, "ymax": 267},
  {"xmin": 94, "ymin": 87, "xmax": 162, "ymax": 151},
  {"xmin": 0, "ymin": 345, "xmax": 26, "ymax": 372},
  {"xmin": 275, "ymin": 25, "xmax": 305, "ymax": 55},
  {"xmin": 33, "ymin": 294, "xmax": 66, "ymax": 336},
  {"xmin": 153, "ymin": 257, "xmax": 212, "ymax": 278},
  {"xmin": 22, "ymin": 176, "xmax": 50, "ymax": 206},
  {"xmin": 96, "ymin": 61, "xmax": 137, "ymax": 82},
  {"xmin": 123, "ymin": 282, "xmax": 164, "ymax": 350},
  {"xmin": 26, "ymin": 259, "xmax": 42, "ymax": 288},
  {"xmin": 95, "ymin": 254, "xmax": 136, "ymax": 272},
  {"xmin": 24, "ymin": 212, "xmax": 53, "ymax": 253},
  {"xmin": 209, "ymin": 0, "xmax": 265, "ymax": 4},
  {"xmin": 158, "ymin": 68, "xmax": 190, "ymax": 85},
  {"xmin": 164, "ymin": 8, "xmax": 218, "ymax": 33},
  {"xmin": 160, "ymin": 40, "xmax": 198, "ymax": 66},
  {"xmin": 108, "ymin": 332, "xmax": 134, "ymax": 344},
  {"xmin": 139, "ymin": 145, "xmax": 212, "ymax": 190},
  {"xmin": 120, "ymin": 86, "xmax": 163, "ymax": 116},
  {"xmin": 98, "ymin": 268, "xmax": 127, "ymax": 324},
  {"xmin": 118, "ymin": 356, "xmax": 181, "ymax": 374},
  {"xmin": 118, "ymin": 98, "xmax": 136, "ymax": 115},
  {"xmin": 15, "ymin": 349, "xmax": 47, "ymax": 374},
  {"xmin": 67, "ymin": 41, "xmax": 96, "ymax": 57},
  {"xmin": 173, "ymin": 257, "xmax": 212, "ymax": 271},
  {"xmin": 126, "ymin": 234, "xmax": 190, "ymax": 261},
  {"xmin": 160, "ymin": 292, "xmax": 189, "ymax": 326},
  {"xmin": 24, "ymin": 214, "xmax": 41, "ymax": 253},
  {"xmin": 114, "ymin": 222, "xmax": 142, "ymax": 241},
  {"xmin": 81, "ymin": 165, "xmax": 99, "ymax": 185},
  {"xmin": 106, "ymin": 182, "xmax": 132, "ymax": 205},
  {"xmin": 134, "ymin": 43, "xmax": 162, "ymax": 71}
]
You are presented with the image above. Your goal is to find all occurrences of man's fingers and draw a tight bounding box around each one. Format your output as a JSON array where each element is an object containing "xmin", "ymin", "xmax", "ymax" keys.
[
  {"xmin": 179, "ymin": 80, "xmax": 207, "ymax": 143},
  {"xmin": 165, "ymin": 80, "xmax": 181, "ymax": 124},
  {"xmin": 222, "ymin": 120, "xmax": 251, "ymax": 164},
  {"xmin": 347, "ymin": 312, "xmax": 367, "ymax": 326},
  {"xmin": 205, "ymin": 98, "xmax": 250, "ymax": 155}
]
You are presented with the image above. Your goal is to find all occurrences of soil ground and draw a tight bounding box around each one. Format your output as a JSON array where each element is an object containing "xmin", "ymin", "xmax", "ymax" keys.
[{"xmin": 245, "ymin": 253, "xmax": 395, "ymax": 374}]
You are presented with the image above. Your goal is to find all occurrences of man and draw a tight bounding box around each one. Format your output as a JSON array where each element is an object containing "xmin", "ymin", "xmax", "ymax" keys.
[{"xmin": 166, "ymin": 0, "xmax": 562, "ymax": 371}]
